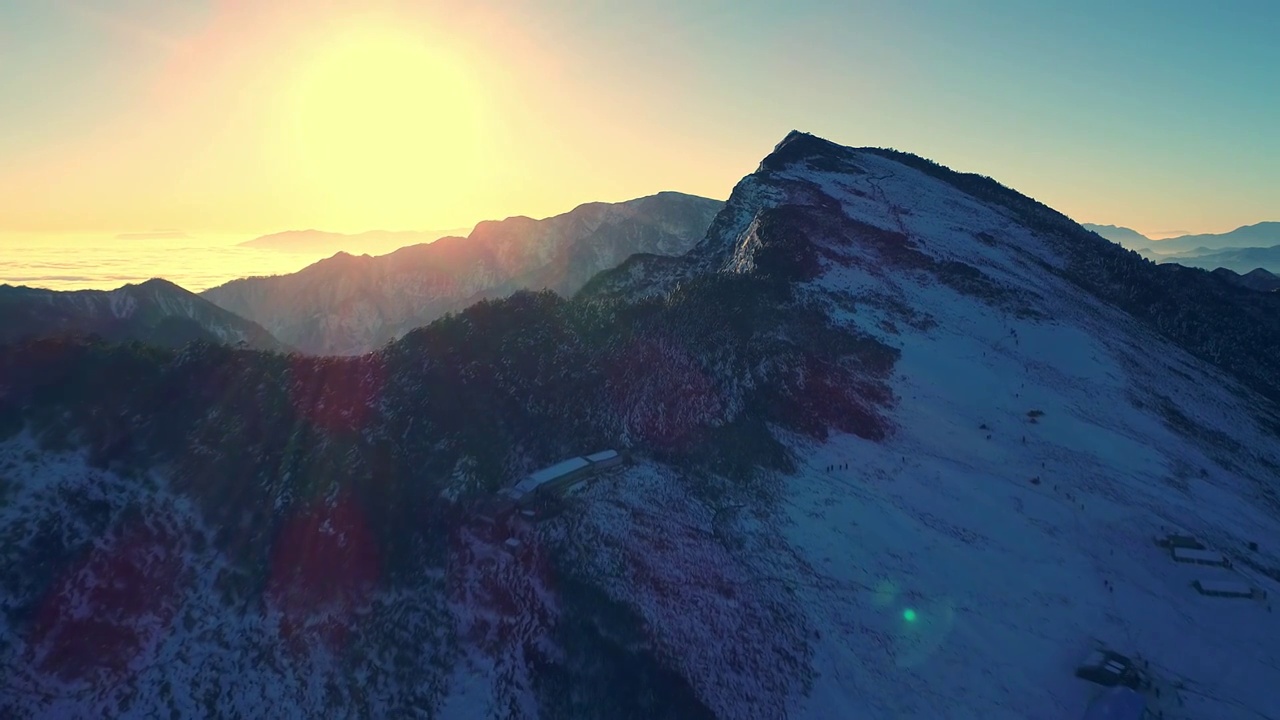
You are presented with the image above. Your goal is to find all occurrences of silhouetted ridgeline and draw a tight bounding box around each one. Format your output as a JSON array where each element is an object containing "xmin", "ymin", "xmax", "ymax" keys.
[{"xmin": 200, "ymin": 192, "xmax": 724, "ymax": 355}]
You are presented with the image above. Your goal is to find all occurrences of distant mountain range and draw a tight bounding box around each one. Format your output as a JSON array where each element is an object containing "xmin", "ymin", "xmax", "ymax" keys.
[
  {"xmin": 1156, "ymin": 222, "xmax": 1280, "ymax": 252},
  {"xmin": 1167, "ymin": 245, "xmax": 1280, "ymax": 275},
  {"xmin": 239, "ymin": 228, "xmax": 471, "ymax": 255},
  {"xmin": 1083, "ymin": 222, "xmax": 1280, "ymax": 274},
  {"xmin": 1083, "ymin": 222, "xmax": 1280, "ymax": 253},
  {"xmin": 202, "ymin": 192, "xmax": 724, "ymax": 355},
  {"xmin": 0, "ymin": 279, "xmax": 285, "ymax": 351}
]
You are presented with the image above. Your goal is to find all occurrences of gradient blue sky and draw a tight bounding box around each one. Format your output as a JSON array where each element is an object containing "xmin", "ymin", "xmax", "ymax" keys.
[{"xmin": 1, "ymin": 0, "xmax": 1276, "ymax": 236}]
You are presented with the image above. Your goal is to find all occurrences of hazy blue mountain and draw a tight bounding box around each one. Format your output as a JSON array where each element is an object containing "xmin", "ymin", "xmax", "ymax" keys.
[
  {"xmin": 1161, "ymin": 244, "xmax": 1280, "ymax": 274},
  {"xmin": 1159, "ymin": 221, "xmax": 1280, "ymax": 252},
  {"xmin": 1086, "ymin": 221, "xmax": 1280, "ymax": 256}
]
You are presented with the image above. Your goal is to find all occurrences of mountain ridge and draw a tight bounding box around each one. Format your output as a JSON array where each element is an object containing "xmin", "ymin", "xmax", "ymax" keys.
[{"xmin": 202, "ymin": 191, "xmax": 724, "ymax": 355}]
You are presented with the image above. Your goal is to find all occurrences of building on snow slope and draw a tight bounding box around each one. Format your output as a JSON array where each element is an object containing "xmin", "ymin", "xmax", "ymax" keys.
[{"xmin": 1, "ymin": 132, "xmax": 1279, "ymax": 719}]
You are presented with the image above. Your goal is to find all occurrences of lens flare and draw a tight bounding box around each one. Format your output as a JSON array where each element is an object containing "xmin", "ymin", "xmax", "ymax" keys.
[{"xmin": 894, "ymin": 598, "xmax": 956, "ymax": 668}]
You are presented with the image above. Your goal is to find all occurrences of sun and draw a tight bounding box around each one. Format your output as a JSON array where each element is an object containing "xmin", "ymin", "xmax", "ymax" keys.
[{"xmin": 283, "ymin": 27, "xmax": 489, "ymax": 225}]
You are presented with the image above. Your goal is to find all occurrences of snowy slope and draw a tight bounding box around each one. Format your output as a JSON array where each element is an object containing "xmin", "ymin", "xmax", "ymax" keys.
[{"xmin": 784, "ymin": 197, "xmax": 1280, "ymax": 718}]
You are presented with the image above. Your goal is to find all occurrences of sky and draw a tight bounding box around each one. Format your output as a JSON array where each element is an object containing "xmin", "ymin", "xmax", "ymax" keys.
[{"xmin": 0, "ymin": 0, "xmax": 1277, "ymax": 238}]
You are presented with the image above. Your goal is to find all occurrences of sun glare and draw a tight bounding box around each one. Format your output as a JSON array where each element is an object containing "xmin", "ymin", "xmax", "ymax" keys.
[{"xmin": 284, "ymin": 28, "xmax": 489, "ymax": 224}]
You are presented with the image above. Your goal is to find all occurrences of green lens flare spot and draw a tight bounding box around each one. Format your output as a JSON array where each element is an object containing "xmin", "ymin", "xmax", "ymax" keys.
[{"xmin": 902, "ymin": 608, "xmax": 918, "ymax": 623}]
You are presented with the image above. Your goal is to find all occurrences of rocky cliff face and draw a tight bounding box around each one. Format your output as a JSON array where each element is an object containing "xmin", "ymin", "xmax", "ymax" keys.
[
  {"xmin": 200, "ymin": 192, "xmax": 724, "ymax": 356},
  {"xmin": 3, "ymin": 133, "xmax": 1279, "ymax": 719}
]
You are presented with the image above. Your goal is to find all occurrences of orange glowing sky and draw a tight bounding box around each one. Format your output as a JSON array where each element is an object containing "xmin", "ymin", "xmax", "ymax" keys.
[
  {"xmin": 1, "ymin": 0, "xmax": 1277, "ymax": 239},
  {"xmin": 0, "ymin": 0, "xmax": 747, "ymax": 235}
]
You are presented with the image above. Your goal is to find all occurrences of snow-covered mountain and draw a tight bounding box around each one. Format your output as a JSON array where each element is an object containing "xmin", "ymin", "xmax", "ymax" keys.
[
  {"xmin": 3, "ymin": 132, "xmax": 1280, "ymax": 719},
  {"xmin": 0, "ymin": 278, "xmax": 285, "ymax": 351},
  {"xmin": 201, "ymin": 192, "xmax": 724, "ymax": 355}
]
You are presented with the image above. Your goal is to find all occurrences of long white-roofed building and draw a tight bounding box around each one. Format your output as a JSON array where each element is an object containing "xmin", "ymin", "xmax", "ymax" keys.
[{"xmin": 503, "ymin": 449, "xmax": 623, "ymax": 506}]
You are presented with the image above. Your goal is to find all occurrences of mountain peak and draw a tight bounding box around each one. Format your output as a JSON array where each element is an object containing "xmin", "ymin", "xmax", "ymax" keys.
[
  {"xmin": 758, "ymin": 130, "xmax": 860, "ymax": 172},
  {"xmin": 325, "ymin": 250, "xmax": 379, "ymax": 264},
  {"xmin": 129, "ymin": 277, "xmax": 185, "ymax": 293}
]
